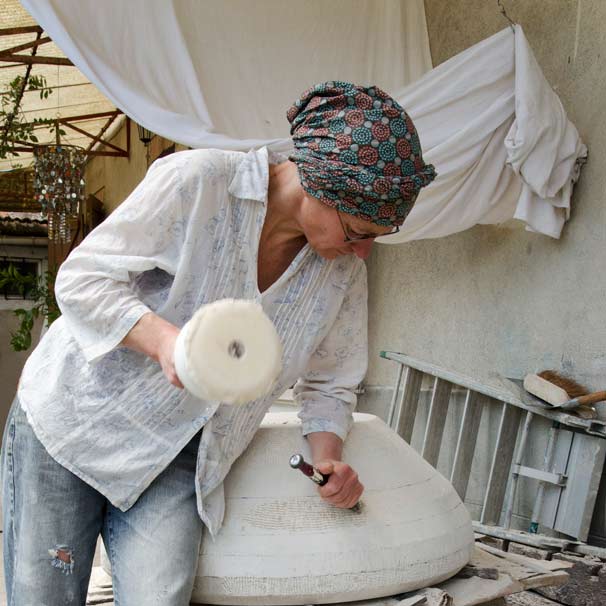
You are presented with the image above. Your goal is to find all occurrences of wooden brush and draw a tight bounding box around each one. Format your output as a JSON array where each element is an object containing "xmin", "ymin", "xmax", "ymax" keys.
[
  {"xmin": 523, "ymin": 370, "xmax": 606, "ymax": 420},
  {"xmin": 537, "ymin": 371, "xmax": 588, "ymax": 398}
]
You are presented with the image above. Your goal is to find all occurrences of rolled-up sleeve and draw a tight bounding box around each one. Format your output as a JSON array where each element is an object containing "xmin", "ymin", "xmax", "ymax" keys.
[
  {"xmin": 55, "ymin": 155, "xmax": 186, "ymax": 363},
  {"xmin": 295, "ymin": 261, "xmax": 368, "ymax": 441}
]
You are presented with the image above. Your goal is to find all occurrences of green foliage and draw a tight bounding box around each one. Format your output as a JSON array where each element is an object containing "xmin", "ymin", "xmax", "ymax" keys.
[
  {"xmin": 0, "ymin": 264, "xmax": 60, "ymax": 352},
  {"xmin": 0, "ymin": 74, "xmax": 60, "ymax": 163}
]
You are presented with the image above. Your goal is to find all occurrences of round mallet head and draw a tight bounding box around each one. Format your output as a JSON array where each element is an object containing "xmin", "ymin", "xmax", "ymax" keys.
[{"xmin": 175, "ymin": 299, "xmax": 283, "ymax": 404}]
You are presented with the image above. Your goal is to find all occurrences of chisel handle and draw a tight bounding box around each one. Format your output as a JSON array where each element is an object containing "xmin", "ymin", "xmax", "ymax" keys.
[
  {"xmin": 289, "ymin": 453, "xmax": 362, "ymax": 512},
  {"xmin": 289, "ymin": 454, "xmax": 329, "ymax": 485}
]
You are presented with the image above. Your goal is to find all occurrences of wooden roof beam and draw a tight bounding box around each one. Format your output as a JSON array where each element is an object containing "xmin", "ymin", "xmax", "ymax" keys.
[
  {"xmin": 0, "ymin": 36, "xmax": 52, "ymax": 56},
  {"xmin": 62, "ymin": 120, "xmax": 127, "ymax": 155},
  {"xmin": 0, "ymin": 54, "xmax": 73, "ymax": 66},
  {"xmin": 84, "ymin": 112, "xmax": 121, "ymax": 152},
  {"xmin": 57, "ymin": 110, "xmax": 122, "ymax": 123},
  {"xmin": 10, "ymin": 145, "xmax": 128, "ymax": 158},
  {"xmin": 21, "ymin": 110, "xmax": 122, "ymax": 128},
  {"xmin": 0, "ymin": 26, "xmax": 43, "ymax": 36}
]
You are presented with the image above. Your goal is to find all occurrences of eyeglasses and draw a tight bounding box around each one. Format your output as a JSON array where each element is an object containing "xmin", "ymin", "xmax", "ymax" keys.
[{"xmin": 336, "ymin": 209, "xmax": 400, "ymax": 242}]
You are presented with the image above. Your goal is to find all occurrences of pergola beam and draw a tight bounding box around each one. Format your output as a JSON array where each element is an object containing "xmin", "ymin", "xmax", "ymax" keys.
[
  {"xmin": 0, "ymin": 36, "xmax": 52, "ymax": 56},
  {"xmin": 0, "ymin": 26, "xmax": 43, "ymax": 36},
  {"xmin": 8, "ymin": 110, "xmax": 129, "ymax": 157},
  {"xmin": 0, "ymin": 54, "xmax": 73, "ymax": 66},
  {"xmin": 0, "ymin": 26, "xmax": 73, "ymax": 65},
  {"xmin": 10, "ymin": 146, "xmax": 128, "ymax": 158},
  {"xmin": 85, "ymin": 113, "xmax": 120, "ymax": 152},
  {"xmin": 62, "ymin": 120, "xmax": 126, "ymax": 155},
  {"xmin": 0, "ymin": 26, "xmax": 130, "ymax": 162},
  {"xmin": 58, "ymin": 110, "xmax": 122, "ymax": 123},
  {"xmin": 23, "ymin": 110, "xmax": 123, "ymax": 127}
]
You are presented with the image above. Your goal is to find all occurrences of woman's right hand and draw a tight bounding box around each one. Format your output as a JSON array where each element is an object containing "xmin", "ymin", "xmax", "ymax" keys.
[
  {"xmin": 156, "ymin": 326, "xmax": 184, "ymax": 388},
  {"xmin": 121, "ymin": 312, "xmax": 184, "ymax": 388}
]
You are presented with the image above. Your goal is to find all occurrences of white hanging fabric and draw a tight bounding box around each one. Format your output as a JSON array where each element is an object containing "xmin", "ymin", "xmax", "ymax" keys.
[
  {"xmin": 20, "ymin": 0, "xmax": 431, "ymax": 151},
  {"xmin": 385, "ymin": 24, "xmax": 587, "ymax": 242},
  {"xmin": 21, "ymin": 1, "xmax": 586, "ymax": 240}
]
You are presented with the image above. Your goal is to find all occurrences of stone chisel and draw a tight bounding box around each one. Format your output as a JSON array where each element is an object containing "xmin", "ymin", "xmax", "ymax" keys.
[{"xmin": 289, "ymin": 453, "xmax": 362, "ymax": 512}]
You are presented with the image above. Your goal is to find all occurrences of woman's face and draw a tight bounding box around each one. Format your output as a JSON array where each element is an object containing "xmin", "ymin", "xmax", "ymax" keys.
[{"xmin": 300, "ymin": 194, "xmax": 394, "ymax": 260}]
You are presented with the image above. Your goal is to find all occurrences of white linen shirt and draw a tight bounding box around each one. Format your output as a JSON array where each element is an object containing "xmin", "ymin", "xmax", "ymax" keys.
[{"xmin": 17, "ymin": 146, "xmax": 368, "ymax": 537}]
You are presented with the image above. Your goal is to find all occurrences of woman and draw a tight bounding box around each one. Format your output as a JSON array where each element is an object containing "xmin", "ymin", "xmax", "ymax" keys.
[{"xmin": 2, "ymin": 81, "xmax": 435, "ymax": 605}]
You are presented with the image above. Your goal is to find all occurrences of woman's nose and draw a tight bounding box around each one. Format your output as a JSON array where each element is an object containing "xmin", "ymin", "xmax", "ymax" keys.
[{"xmin": 350, "ymin": 239, "xmax": 374, "ymax": 259}]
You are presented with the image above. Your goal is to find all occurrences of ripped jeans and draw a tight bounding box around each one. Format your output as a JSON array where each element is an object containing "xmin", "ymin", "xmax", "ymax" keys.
[{"xmin": 1, "ymin": 397, "xmax": 204, "ymax": 606}]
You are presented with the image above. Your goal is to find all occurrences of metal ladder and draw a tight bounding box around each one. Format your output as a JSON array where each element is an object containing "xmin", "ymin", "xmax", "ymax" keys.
[{"xmin": 381, "ymin": 350, "xmax": 606, "ymax": 545}]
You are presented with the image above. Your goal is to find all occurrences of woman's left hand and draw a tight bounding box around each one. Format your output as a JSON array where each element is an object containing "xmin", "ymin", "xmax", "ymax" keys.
[{"xmin": 314, "ymin": 460, "xmax": 364, "ymax": 509}]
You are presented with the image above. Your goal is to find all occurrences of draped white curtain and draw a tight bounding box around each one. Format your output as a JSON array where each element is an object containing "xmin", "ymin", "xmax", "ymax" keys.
[
  {"xmin": 22, "ymin": 1, "xmax": 586, "ymax": 241},
  {"xmin": 21, "ymin": 0, "xmax": 431, "ymax": 149},
  {"xmin": 386, "ymin": 25, "xmax": 586, "ymax": 242}
]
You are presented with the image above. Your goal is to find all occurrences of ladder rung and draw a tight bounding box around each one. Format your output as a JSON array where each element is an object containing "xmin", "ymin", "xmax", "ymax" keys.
[{"xmin": 513, "ymin": 464, "xmax": 567, "ymax": 486}]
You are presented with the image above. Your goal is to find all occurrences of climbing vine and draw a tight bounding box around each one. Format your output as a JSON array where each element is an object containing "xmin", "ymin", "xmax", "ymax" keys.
[
  {"xmin": 0, "ymin": 264, "xmax": 60, "ymax": 351},
  {"xmin": 1, "ymin": 74, "xmax": 64, "ymax": 165}
]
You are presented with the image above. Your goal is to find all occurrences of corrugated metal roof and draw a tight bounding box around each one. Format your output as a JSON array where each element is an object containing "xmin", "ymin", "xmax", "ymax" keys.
[
  {"xmin": 1, "ymin": 0, "xmax": 118, "ymax": 171},
  {"xmin": 0, "ymin": 210, "xmax": 47, "ymax": 236}
]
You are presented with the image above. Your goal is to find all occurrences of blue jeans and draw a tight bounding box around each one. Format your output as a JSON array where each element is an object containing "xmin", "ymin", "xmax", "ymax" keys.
[{"xmin": 1, "ymin": 397, "xmax": 204, "ymax": 606}]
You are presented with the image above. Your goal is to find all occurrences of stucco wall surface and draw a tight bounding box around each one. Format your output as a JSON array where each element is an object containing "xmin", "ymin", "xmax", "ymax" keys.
[
  {"xmin": 86, "ymin": 119, "xmax": 149, "ymax": 214},
  {"xmin": 361, "ymin": 0, "xmax": 606, "ymax": 542},
  {"xmin": 367, "ymin": 0, "xmax": 605, "ymax": 392},
  {"xmin": 0, "ymin": 311, "xmax": 43, "ymax": 431}
]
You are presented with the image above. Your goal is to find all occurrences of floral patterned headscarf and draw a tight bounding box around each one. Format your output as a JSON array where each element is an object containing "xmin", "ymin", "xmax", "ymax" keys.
[{"xmin": 286, "ymin": 81, "xmax": 436, "ymax": 227}]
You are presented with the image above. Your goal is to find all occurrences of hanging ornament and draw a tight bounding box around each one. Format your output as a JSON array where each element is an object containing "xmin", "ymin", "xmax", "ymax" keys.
[
  {"xmin": 33, "ymin": 143, "xmax": 86, "ymax": 243},
  {"xmin": 32, "ymin": 64, "xmax": 87, "ymax": 243}
]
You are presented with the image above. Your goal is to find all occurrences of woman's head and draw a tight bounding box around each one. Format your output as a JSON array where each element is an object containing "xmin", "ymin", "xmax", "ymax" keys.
[
  {"xmin": 297, "ymin": 188, "xmax": 394, "ymax": 260},
  {"xmin": 268, "ymin": 160, "xmax": 390, "ymax": 261},
  {"xmin": 286, "ymin": 81, "xmax": 436, "ymax": 231}
]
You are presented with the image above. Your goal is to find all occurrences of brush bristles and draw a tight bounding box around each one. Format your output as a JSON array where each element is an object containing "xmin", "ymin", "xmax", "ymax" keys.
[{"xmin": 538, "ymin": 370, "xmax": 588, "ymax": 398}]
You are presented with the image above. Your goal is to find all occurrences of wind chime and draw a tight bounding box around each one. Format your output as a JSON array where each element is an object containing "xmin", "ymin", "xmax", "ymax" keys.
[{"xmin": 33, "ymin": 65, "xmax": 86, "ymax": 243}]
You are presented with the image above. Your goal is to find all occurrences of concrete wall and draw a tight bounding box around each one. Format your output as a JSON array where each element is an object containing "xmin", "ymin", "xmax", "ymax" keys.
[
  {"xmin": 86, "ymin": 118, "xmax": 150, "ymax": 214},
  {"xmin": 0, "ymin": 242, "xmax": 47, "ymax": 433},
  {"xmin": 0, "ymin": 311, "xmax": 44, "ymax": 431},
  {"xmin": 86, "ymin": 118, "xmax": 190, "ymax": 214},
  {"xmin": 360, "ymin": 0, "xmax": 606, "ymax": 542},
  {"xmin": 367, "ymin": 0, "xmax": 605, "ymax": 393}
]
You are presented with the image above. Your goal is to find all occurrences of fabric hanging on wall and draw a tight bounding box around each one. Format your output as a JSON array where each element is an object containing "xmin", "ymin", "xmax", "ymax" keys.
[
  {"xmin": 21, "ymin": 1, "xmax": 586, "ymax": 240},
  {"xmin": 385, "ymin": 24, "xmax": 587, "ymax": 242}
]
